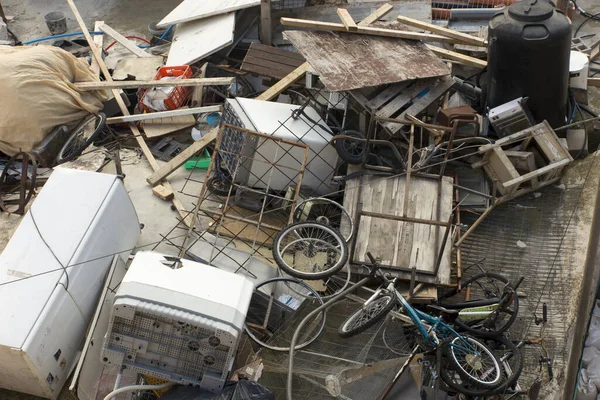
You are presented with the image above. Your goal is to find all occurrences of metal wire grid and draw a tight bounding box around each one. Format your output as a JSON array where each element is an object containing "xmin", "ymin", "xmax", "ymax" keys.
[
  {"xmin": 432, "ymin": 0, "xmax": 520, "ymax": 20},
  {"xmin": 458, "ymin": 184, "xmax": 579, "ymax": 396},
  {"xmin": 272, "ymin": 0, "xmax": 308, "ymax": 11}
]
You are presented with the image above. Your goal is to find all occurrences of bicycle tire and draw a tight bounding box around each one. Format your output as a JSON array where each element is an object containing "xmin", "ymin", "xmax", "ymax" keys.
[
  {"xmin": 441, "ymin": 336, "xmax": 523, "ymax": 396},
  {"xmin": 292, "ymin": 197, "xmax": 354, "ymax": 242},
  {"xmin": 55, "ymin": 113, "xmax": 106, "ymax": 164},
  {"xmin": 244, "ymin": 277, "xmax": 326, "ymax": 352},
  {"xmin": 442, "ymin": 272, "xmax": 519, "ymax": 338},
  {"xmin": 338, "ymin": 293, "xmax": 397, "ymax": 338},
  {"xmin": 273, "ymin": 222, "xmax": 349, "ymax": 280},
  {"xmin": 446, "ymin": 335, "xmax": 503, "ymax": 390},
  {"xmin": 206, "ymin": 176, "xmax": 236, "ymax": 196}
]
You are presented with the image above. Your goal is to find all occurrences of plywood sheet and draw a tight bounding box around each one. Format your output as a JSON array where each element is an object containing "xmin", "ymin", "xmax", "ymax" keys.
[
  {"xmin": 158, "ymin": 0, "xmax": 259, "ymax": 27},
  {"xmin": 283, "ymin": 30, "xmax": 449, "ymax": 91},
  {"xmin": 166, "ymin": 13, "xmax": 235, "ymax": 66},
  {"xmin": 343, "ymin": 170, "xmax": 453, "ymax": 285}
]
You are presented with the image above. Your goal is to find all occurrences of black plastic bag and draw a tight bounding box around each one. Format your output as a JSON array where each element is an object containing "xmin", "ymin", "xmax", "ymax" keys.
[{"xmin": 161, "ymin": 380, "xmax": 275, "ymax": 400}]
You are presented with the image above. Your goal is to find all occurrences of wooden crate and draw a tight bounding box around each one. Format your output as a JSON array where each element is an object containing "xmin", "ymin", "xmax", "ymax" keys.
[{"xmin": 475, "ymin": 121, "xmax": 573, "ymax": 198}]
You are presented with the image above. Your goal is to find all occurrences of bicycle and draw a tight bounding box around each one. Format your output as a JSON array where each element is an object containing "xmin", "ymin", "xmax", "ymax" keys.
[{"xmin": 338, "ymin": 253, "xmax": 505, "ymax": 391}]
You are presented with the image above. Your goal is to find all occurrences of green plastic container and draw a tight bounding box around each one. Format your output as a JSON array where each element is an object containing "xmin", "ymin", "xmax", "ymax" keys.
[{"xmin": 184, "ymin": 149, "xmax": 211, "ymax": 170}]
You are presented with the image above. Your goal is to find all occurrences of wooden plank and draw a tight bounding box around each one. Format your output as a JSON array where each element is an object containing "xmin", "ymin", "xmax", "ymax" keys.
[
  {"xmin": 284, "ymin": 30, "xmax": 449, "ymax": 92},
  {"xmin": 256, "ymin": 62, "xmax": 311, "ymax": 100},
  {"xmin": 425, "ymin": 44, "xmax": 487, "ymax": 68},
  {"xmin": 158, "ymin": 0, "xmax": 259, "ymax": 27},
  {"xmin": 152, "ymin": 185, "xmax": 174, "ymax": 200},
  {"xmin": 280, "ymin": 18, "xmax": 461, "ymax": 44},
  {"xmin": 589, "ymin": 78, "xmax": 600, "ymax": 87},
  {"xmin": 261, "ymin": 0, "xmax": 272, "ymax": 45},
  {"xmin": 106, "ymin": 106, "xmax": 221, "ymax": 124},
  {"xmin": 166, "ymin": 14, "xmax": 235, "ymax": 66},
  {"xmin": 191, "ymin": 62, "xmax": 208, "ymax": 107},
  {"xmin": 90, "ymin": 21, "xmax": 104, "ymax": 76},
  {"xmin": 375, "ymin": 79, "xmax": 432, "ymax": 118},
  {"xmin": 242, "ymin": 55, "xmax": 301, "ymax": 76},
  {"xmin": 147, "ymin": 129, "xmax": 218, "ymax": 186},
  {"xmin": 502, "ymin": 159, "xmax": 571, "ymax": 189},
  {"xmin": 358, "ymin": 3, "xmax": 394, "ymax": 27},
  {"xmin": 248, "ymin": 43, "xmax": 305, "ymax": 61},
  {"xmin": 241, "ymin": 62, "xmax": 292, "ymax": 80},
  {"xmin": 385, "ymin": 75, "xmax": 455, "ymax": 134},
  {"xmin": 75, "ymin": 77, "xmax": 235, "ymax": 91},
  {"xmin": 367, "ymin": 82, "xmax": 412, "ymax": 111},
  {"xmin": 337, "ymin": 8, "xmax": 358, "ymax": 32},
  {"xmin": 66, "ymin": 0, "xmax": 192, "ymax": 226},
  {"xmin": 397, "ymin": 15, "xmax": 487, "ymax": 47},
  {"xmin": 143, "ymin": 114, "xmax": 197, "ymax": 138},
  {"xmin": 98, "ymin": 23, "xmax": 152, "ymax": 58},
  {"xmin": 244, "ymin": 47, "xmax": 305, "ymax": 68}
]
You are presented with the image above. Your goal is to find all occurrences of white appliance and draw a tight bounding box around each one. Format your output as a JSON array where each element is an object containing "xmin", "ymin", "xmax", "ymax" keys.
[
  {"xmin": 221, "ymin": 97, "xmax": 339, "ymax": 195},
  {"xmin": 101, "ymin": 251, "xmax": 254, "ymax": 393},
  {"xmin": 0, "ymin": 168, "xmax": 140, "ymax": 399},
  {"xmin": 488, "ymin": 97, "xmax": 535, "ymax": 138}
]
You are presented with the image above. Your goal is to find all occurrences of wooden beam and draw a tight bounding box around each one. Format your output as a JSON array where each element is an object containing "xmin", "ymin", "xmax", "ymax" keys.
[
  {"xmin": 146, "ymin": 129, "xmax": 218, "ymax": 186},
  {"xmin": 556, "ymin": 0, "xmax": 568, "ymax": 14},
  {"xmin": 397, "ymin": 15, "xmax": 487, "ymax": 47},
  {"xmin": 75, "ymin": 77, "xmax": 235, "ymax": 91},
  {"xmin": 280, "ymin": 17, "xmax": 461, "ymax": 44},
  {"xmin": 98, "ymin": 22, "xmax": 152, "ymax": 58},
  {"xmin": 425, "ymin": 44, "xmax": 487, "ymax": 68},
  {"xmin": 337, "ymin": 8, "xmax": 358, "ymax": 32},
  {"xmin": 66, "ymin": 0, "xmax": 192, "ymax": 226},
  {"xmin": 106, "ymin": 105, "xmax": 222, "ymax": 124},
  {"xmin": 589, "ymin": 78, "xmax": 600, "ymax": 87},
  {"xmin": 256, "ymin": 61, "xmax": 311, "ymax": 100},
  {"xmin": 358, "ymin": 3, "xmax": 393, "ymax": 26},
  {"xmin": 260, "ymin": 0, "xmax": 272, "ymax": 45},
  {"xmin": 90, "ymin": 21, "xmax": 104, "ymax": 76}
]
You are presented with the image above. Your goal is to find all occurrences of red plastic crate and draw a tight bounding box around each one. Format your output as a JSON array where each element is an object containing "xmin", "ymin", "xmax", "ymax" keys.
[{"xmin": 139, "ymin": 65, "xmax": 193, "ymax": 112}]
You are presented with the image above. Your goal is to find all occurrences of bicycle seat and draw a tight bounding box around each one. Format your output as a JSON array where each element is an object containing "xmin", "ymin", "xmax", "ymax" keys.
[{"xmin": 427, "ymin": 305, "xmax": 460, "ymax": 322}]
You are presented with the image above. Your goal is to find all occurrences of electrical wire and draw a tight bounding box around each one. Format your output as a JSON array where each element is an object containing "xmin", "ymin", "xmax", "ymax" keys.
[
  {"xmin": 105, "ymin": 35, "xmax": 152, "ymax": 51},
  {"xmin": 573, "ymin": 0, "xmax": 600, "ymax": 37},
  {"xmin": 103, "ymin": 382, "xmax": 175, "ymax": 400},
  {"xmin": 23, "ymin": 31, "xmax": 104, "ymax": 45}
]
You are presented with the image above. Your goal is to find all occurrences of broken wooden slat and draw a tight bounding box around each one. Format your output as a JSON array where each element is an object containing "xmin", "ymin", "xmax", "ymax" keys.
[
  {"xmin": 425, "ymin": 44, "xmax": 487, "ymax": 68},
  {"xmin": 375, "ymin": 79, "xmax": 432, "ymax": 118},
  {"xmin": 284, "ymin": 30, "xmax": 449, "ymax": 92},
  {"xmin": 358, "ymin": 3, "xmax": 393, "ymax": 26},
  {"xmin": 256, "ymin": 62, "xmax": 311, "ymax": 100},
  {"xmin": 241, "ymin": 44, "xmax": 306, "ymax": 79},
  {"xmin": 397, "ymin": 15, "xmax": 487, "ymax": 47},
  {"xmin": 588, "ymin": 78, "xmax": 600, "ymax": 87},
  {"xmin": 143, "ymin": 114, "xmax": 197, "ymax": 139},
  {"xmin": 280, "ymin": 18, "xmax": 460, "ymax": 44},
  {"xmin": 106, "ymin": 106, "xmax": 221, "ymax": 124},
  {"xmin": 75, "ymin": 77, "xmax": 235, "ymax": 91},
  {"xmin": 367, "ymin": 81, "xmax": 412, "ymax": 111},
  {"xmin": 98, "ymin": 23, "xmax": 152, "ymax": 58},
  {"xmin": 90, "ymin": 21, "xmax": 104, "ymax": 76},
  {"xmin": 66, "ymin": 0, "xmax": 192, "ymax": 226},
  {"xmin": 337, "ymin": 8, "xmax": 358, "ymax": 31}
]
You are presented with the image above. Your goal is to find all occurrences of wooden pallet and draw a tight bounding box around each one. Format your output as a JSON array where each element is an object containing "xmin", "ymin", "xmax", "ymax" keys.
[{"xmin": 241, "ymin": 43, "xmax": 306, "ymax": 80}]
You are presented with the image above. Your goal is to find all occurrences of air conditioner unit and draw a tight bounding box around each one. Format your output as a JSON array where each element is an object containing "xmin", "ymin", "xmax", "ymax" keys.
[
  {"xmin": 101, "ymin": 251, "xmax": 254, "ymax": 393},
  {"xmin": 221, "ymin": 97, "xmax": 339, "ymax": 195},
  {"xmin": 0, "ymin": 168, "xmax": 140, "ymax": 399}
]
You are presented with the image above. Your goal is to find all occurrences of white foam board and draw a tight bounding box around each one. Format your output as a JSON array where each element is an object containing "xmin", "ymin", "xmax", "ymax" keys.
[{"xmin": 158, "ymin": 0, "xmax": 259, "ymax": 27}]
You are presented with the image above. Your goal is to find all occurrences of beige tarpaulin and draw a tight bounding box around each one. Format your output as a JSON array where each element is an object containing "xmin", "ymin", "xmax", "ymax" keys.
[{"xmin": 0, "ymin": 46, "xmax": 108, "ymax": 156}]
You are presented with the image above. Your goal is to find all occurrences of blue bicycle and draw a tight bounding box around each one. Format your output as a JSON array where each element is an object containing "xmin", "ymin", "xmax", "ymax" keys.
[{"xmin": 338, "ymin": 253, "xmax": 504, "ymax": 391}]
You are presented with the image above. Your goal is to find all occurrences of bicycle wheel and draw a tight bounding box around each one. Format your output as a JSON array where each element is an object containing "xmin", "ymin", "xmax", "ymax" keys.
[
  {"xmin": 293, "ymin": 197, "xmax": 354, "ymax": 242},
  {"xmin": 244, "ymin": 277, "xmax": 326, "ymax": 352},
  {"xmin": 441, "ymin": 336, "xmax": 522, "ymax": 396},
  {"xmin": 441, "ymin": 272, "xmax": 519, "ymax": 338},
  {"xmin": 446, "ymin": 335, "xmax": 503, "ymax": 390},
  {"xmin": 55, "ymin": 113, "xmax": 106, "ymax": 164},
  {"xmin": 273, "ymin": 222, "xmax": 348, "ymax": 280},
  {"xmin": 338, "ymin": 292, "xmax": 396, "ymax": 338}
]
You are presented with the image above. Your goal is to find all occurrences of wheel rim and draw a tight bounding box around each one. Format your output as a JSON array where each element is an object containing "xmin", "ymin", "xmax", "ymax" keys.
[
  {"xmin": 58, "ymin": 115, "xmax": 101, "ymax": 161},
  {"xmin": 450, "ymin": 337, "xmax": 501, "ymax": 385},
  {"xmin": 342, "ymin": 295, "xmax": 393, "ymax": 333},
  {"xmin": 275, "ymin": 223, "xmax": 346, "ymax": 277},
  {"xmin": 293, "ymin": 197, "xmax": 354, "ymax": 242},
  {"xmin": 463, "ymin": 276, "xmax": 515, "ymax": 334},
  {"xmin": 343, "ymin": 138, "xmax": 364, "ymax": 156}
]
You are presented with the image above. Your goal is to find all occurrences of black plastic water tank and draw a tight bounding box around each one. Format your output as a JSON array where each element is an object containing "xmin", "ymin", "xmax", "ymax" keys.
[{"xmin": 486, "ymin": 0, "xmax": 571, "ymax": 129}]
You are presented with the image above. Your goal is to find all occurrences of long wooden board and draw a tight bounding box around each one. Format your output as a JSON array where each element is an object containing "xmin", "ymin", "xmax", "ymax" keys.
[
  {"xmin": 158, "ymin": 0, "xmax": 259, "ymax": 28},
  {"xmin": 397, "ymin": 15, "xmax": 487, "ymax": 47},
  {"xmin": 166, "ymin": 13, "xmax": 235, "ymax": 67},
  {"xmin": 99, "ymin": 23, "xmax": 151, "ymax": 58},
  {"xmin": 75, "ymin": 77, "xmax": 235, "ymax": 91},
  {"xmin": 284, "ymin": 30, "xmax": 449, "ymax": 92}
]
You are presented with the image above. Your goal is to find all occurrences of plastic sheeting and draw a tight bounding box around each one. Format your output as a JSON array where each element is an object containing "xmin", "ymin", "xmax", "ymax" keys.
[
  {"xmin": 0, "ymin": 46, "xmax": 107, "ymax": 156},
  {"xmin": 161, "ymin": 380, "xmax": 275, "ymax": 400}
]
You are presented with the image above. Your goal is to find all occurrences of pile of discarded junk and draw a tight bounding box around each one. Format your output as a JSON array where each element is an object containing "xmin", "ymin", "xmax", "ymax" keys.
[{"xmin": 1, "ymin": 0, "xmax": 599, "ymax": 399}]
